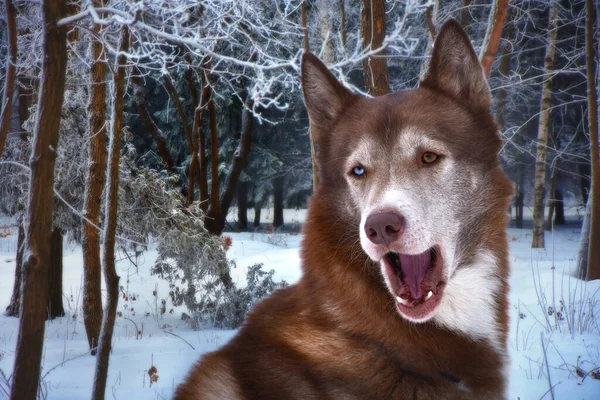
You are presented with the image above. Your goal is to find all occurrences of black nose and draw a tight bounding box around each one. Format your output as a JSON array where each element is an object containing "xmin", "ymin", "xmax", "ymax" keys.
[{"xmin": 364, "ymin": 212, "xmax": 405, "ymax": 245}]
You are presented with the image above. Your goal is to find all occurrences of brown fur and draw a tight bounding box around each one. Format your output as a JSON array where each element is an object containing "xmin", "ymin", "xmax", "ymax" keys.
[{"xmin": 175, "ymin": 20, "xmax": 512, "ymax": 400}]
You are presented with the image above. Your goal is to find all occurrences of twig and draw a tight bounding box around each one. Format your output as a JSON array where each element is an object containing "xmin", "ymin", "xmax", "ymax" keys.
[
  {"xmin": 540, "ymin": 332, "xmax": 555, "ymax": 400},
  {"xmin": 162, "ymin": 330, "xmax": 195, "ymax": 350},
  {"xmin": 124, "ymin": 317, "xmax": 141, "ymax": 339},
  {"xmin": 41, "ymin": 350, "xmax": 94, "ymax": 380}
]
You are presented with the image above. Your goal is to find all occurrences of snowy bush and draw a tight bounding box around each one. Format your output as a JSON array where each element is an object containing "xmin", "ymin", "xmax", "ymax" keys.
[{"xmin": 191, "ymin": 263, "xmax": 288, "ymax": 329}]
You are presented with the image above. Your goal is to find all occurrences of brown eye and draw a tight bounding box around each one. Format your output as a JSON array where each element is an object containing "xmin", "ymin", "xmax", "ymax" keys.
[{"xmin": 421, "ymin": 152, "xmax": 439, "ymax": 165}]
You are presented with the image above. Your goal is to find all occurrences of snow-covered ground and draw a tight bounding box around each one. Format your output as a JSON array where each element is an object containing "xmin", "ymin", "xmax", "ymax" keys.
[{"xmin": 0, "ymin": 210, "xmax": 599, "ymax": 399}]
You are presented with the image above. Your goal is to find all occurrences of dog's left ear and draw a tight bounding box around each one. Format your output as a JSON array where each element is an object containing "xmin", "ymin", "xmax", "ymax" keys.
[{"xmin": 420, "ymin": 19, "xmax": 490, "ymax": 113}]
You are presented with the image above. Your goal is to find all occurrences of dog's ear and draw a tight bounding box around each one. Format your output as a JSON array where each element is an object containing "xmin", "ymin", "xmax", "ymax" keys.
[
  {"xmin": 421, "ymin": 19, "xmax": 490, "ymax": 113},
  {"xmin": 301, "ymin": 52, "xmax": 355, "ymax": 142}
]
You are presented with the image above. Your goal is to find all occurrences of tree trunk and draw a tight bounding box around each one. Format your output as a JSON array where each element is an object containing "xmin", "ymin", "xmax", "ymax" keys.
[
  {"xmin": 82, "ymin": 0, "xmax": 108, "ymax": 355},
  {"xmin": 531, "ymin": 2, "xmax": 558, "ymax": 249},
  {"xmin": 301, "ymin": 1, "xmax": 309, "ymax": 52},
  {"xmin": 0, "ymin": 0, "xmax": 17, "ymax": 157},
  {"xmin": 219, "ymin": 104, "xmax": 253, "ymax": 225},
  {"xmin": 131, "ymin": 71, "xmax": 176, "ymax": 175},
  {"xmin": 460, "ymin": 0, "xmax": 472, "ymax": 30},
  {"xmin": 254, "ymin": 203, "xmax": 262, "ymax": 228},
  {"xmin": 585, "ymin": 0, "xmax": 600, "ymax": 281},
  {"xmin": 419, "ymin": 2, "xmax": 439, "ymax": 79},
  {"xmin": 545, "ymin": 164, "xmax": 558, "ymax": 231},
  {"xmin": 338, "ymin": 0, "xmax": 346, "ymax": 52},
  {"xmin": 494, "ymin": 9, "xmax": 513, "ymax": 132},
  {"xmin": 91, "ymin": 27, "xmax": 129, "ymax": 400},
  {"xmin": 47, "ymin": 227, "xmax": 65, "ymax": 320},
  {"xmin": 577, "ymin": 191, "xmax": 591, "ymax": 279},
  {"xmin": 208, "ymin": 79, "xmax": 220, "ymax": 215},
  {"xmin": 273, "ymin": 176, "xmax": 284, "ymax": 228},
  {"xmin": 302, "ymin": 1, "xmax": 319, "ymax": 189},
  {"xmin": 479, "ymin": 0, "xmax": 509, "ymax": 78},
  {"xmin": 199, "ymin": 65, "xmax": 211, "ymax": 211},
  {"xmin": 163, "ymin": 72, "xmax": 193, "ymax": 152},
  {"xmin": 237, "ymin": 181, "xmax": 248, "ymax": 231},
  {"xmin": 10, "ymin": 1, "xmax": 68, "ymax": 399},
  {"xmin": 5, "ymin": 219, "xmax": 24, "ymax": 317},
  {"xmin": 17, "ymin": 75, "xmax": 34, "ymax": 141},
  {"xmin": 317, "ymin": 0, "xmax": 333, "ymax": 63},
  {"xmin": 579, "ymin": 163, "xmax": 591, "ymax": 205},
  {"xmin": 189, "ymin": 69, "xmax": 210, "ymax": 205},
  {"xmin": 360, "ymin": 0, "xmax": 389, "ymax": 96},
  {"xmin": 515, "ymin": 167, "xmax": 524, "ymax": 229},
  {"xmin": 553, "ymin": 189, "xmax": 565, "ymax": 225}
]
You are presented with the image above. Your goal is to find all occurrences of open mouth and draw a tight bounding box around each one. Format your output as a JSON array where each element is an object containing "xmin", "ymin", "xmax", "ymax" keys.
[{"xmin": 382, "ymin": 246, "xmax": 445, "ymax": 321}]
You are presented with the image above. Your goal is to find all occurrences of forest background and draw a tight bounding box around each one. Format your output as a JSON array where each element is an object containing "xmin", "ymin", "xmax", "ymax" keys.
[{"xmin": 0, "ymin": 0, "xmax": 599, "ymax": 399}]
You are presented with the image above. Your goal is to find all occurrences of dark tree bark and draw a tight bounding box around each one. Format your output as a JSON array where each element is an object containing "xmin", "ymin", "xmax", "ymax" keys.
[
  {"xmin": 254, "ymin": 203, "xmax": 262, "ymax": 228},
  {"xmin": 461, "ymin": 0, "xmax": 472, "ymax": 30},
  {"xmin": 5, "ymin": 220, "xmax": 24, "ymax": 317},
  {"xmin": 579, "ymin": 163, "xmax": 591, "ymax": 205},
  {"xmin": 237, "ymin": 181, "xmax": 248, "ymax": 231},
  {"xmin": 585, "ymin": 0, "xmax": 600, "ymax": 281},
  {"xmin": 553, "ymin": 189, "xmax": 565, "ymax": 226},
  {"xmin": 91, "ymin": 27, "xmax": 129, "ymax": 400},
  {"xmin": 515, "ymin": 167, "xmax": 525, "ymax": 229},
  {"xmin": 163, "ymin": 72, "xmax": 193, "ymax": 152},
  {"xmin": 205, "ymin": 103, "xmax": 254, "ymax": 236},
  {"xmin": 131, "ymin": 71, "xmax": 176, "ymax": 174},
  {"xmin": 545, "ymin": 165, "xmax": 559, "ymax": 231},
  {"xmin": 82, "ymin": 0, "xmax": 108, "ymax": 355},
  {"xmin": 219, "ymin": 105, "xmax": 253, "ymax": 225},
  {"xmin": 17, "ymin": 75, "xmax": 34, "ymax": 141},
  {"xmin": 47, "ymin": 227, "xmax": 65, "ymax": 320},
  {"xmin": 188, "ymin": 68, "xmax": 210, "ymax": 205},
  {"xmin": 360, "ymin": 0, "xmax": 389, "ymax": 96},
  {"xmin": 208, "ymin": 82, "xmax": 220, "ymax": 215},
  {"xmin": 10, "ymin": 1, "xmax": 68, "ymax": 398},
  {"xmin": 199, "ymin": 66, "xmax": 211, "ymax": 211},
  {"xmin": 0, "ymin": 0, "xmax": 17, "ymax": 157},
  {"xmin": 273, "ymin": 176, "xmax": 284, "ymax": 228},
  {"xmin": 301, "ymin": 1, "xmax": 309, "ymax": 52}
]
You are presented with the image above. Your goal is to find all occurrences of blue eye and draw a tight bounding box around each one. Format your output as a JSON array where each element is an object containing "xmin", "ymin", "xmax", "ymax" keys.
[{"xmin": 352, "ymin": 166, "xmax": 366, "ymax": 177}]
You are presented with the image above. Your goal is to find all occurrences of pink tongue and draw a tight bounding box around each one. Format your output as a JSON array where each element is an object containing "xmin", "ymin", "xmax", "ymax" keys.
[{"xmin": 399, "ymin": 251, "xmax": 431, "ymax": 299}]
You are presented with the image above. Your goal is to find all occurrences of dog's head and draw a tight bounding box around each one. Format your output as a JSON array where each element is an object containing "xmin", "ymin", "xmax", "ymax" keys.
[{"xmin": 301, "ymin": 20, "xmax": 512, "ymax": 326}]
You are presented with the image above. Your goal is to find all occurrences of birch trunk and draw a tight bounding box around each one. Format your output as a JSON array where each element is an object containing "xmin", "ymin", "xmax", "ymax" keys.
[
  {"xmin": 10, "ymin": 1, "xmax": 68, "ymax": 398},
  {"xmin": 531, "ymin": 2, "xmax": 558, "ymax": 249}
]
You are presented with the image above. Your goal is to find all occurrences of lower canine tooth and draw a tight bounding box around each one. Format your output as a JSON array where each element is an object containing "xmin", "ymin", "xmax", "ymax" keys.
[
  {"xmin": 425, "ymin": 291, "xmax": 433, "ymax": 301},
  {"xmin": 396, "ymin": 296, "xmax": 408, "ymax": 305}
]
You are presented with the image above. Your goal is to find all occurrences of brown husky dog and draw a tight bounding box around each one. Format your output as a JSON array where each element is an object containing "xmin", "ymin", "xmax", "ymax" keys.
[{"xmin": 175, "ymin": 20, "xmax": 513, "ymax": 399}]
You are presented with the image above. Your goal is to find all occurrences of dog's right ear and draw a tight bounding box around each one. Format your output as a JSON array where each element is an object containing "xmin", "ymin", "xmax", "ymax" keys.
[{"xmin": 301, "ymin": 52, "xmax": 355, "ymax": 142}]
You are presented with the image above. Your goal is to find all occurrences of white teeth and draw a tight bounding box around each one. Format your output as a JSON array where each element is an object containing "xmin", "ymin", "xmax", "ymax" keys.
[
  {"xmin": 396, "ymin": 296, "xmax": 408, "ymax": 305},
  {"xmin": 425, "ymin": 291, "xmax": 433, "ymax": 301}
]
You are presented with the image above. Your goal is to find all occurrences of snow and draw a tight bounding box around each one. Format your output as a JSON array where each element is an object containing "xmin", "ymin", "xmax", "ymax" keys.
[{"xmin": 1, "ymin": 212, "xmax": 599, "ymax": 399}]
